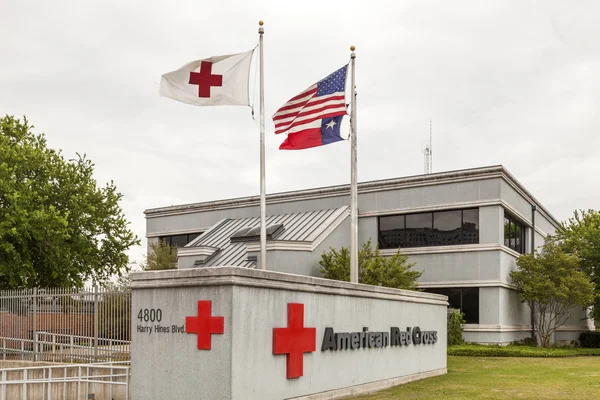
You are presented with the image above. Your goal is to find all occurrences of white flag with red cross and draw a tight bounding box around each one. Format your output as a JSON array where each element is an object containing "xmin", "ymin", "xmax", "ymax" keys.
[{"xmin": 159, "ymin": 49, "xmax": 255, "ymax": 106}]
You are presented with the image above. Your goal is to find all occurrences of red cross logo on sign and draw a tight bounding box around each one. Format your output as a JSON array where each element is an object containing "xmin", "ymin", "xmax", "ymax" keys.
[
  {"xmin": 188, "ymin": 61, "xmax": 223, "ymax": 98},
  {"xmin": 273, "ymin": 303, "xmax": 316, "ymax": 379},
  {"xmin": 185, "ymin": 300, "xmax": 224, "ymax": 350}
]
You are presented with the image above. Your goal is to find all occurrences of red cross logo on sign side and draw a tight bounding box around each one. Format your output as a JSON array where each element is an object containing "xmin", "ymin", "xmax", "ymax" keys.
[
  {"xmin": 273, "ymin": 303, "xmax": 316, "ymax": 379},
  {"xmin": 185, "ymin": 300, "xmax": 224, "ymax": 350},
  {"xmin": 188, "ymin": 61, "xmax": 223, "ymax": 98}
]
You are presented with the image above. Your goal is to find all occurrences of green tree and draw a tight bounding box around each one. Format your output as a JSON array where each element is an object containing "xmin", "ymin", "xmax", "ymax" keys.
[
  {"xmin": 510, "ymin": 241, "xmax": 594, "ymax": 348},
  {"xmin": 554, "ymin": 209, "xmax": 600, "ymax": 322},
  {"xmin": 0, "ymin": 115, "xmax": 139, "ymax": 288},
  {"xmin": 447, "ymin": 309, "xmax": 466, "ymax": 346},
  {"xmin": 139, "ymin": 240, "xmax": 178, "ymax": 271},
  {"xmin": 319, "ymin": 239, "xmax": 422, "ymax": 290}
]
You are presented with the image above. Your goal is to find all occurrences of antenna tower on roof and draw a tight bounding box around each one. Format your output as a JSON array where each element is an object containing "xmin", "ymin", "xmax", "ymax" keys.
[{"xmin": 423, "ymin": 120, "xmax": 433, "ymax": 174}]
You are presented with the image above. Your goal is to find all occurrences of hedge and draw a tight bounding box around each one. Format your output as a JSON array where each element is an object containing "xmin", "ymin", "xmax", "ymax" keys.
[
  {"xmin": 579, "ymin": 331, "xmax": 600, "ymax": 348},
  {"xmin": 448, "ymin": 344, "xmax": 600, "ymax": 357}
]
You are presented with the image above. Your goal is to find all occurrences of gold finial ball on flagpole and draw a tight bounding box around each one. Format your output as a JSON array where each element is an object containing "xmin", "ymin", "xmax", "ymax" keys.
[
  {"xmin": 259, "ymin": 20, "xmax": 264, "ymax": 26},
  {"xmin": 350, "ymin": 45, "xmax": 355, "ymax": 51}
]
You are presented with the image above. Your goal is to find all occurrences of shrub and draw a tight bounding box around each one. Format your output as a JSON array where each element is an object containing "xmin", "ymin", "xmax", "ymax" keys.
[
  {"xmin": 448, "ymin": 309, "xmax": 465, "ymax": 346},
  {"xmin": 319, "ymin": 239, "xmax": 422, "ymax": 290},
  {"xmin": 579, "ymin": 331, "xmax": 600, "ymax": 348},
  {"xmin": 513, "ymin": 337, "xmax": 538, "ymax": 347},
  {"xmin": 448, "ymin": 343, "xmax": 600, "ymax": 357}
]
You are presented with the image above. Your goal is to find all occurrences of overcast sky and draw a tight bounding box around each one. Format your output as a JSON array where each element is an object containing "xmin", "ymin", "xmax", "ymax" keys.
[{"xmin": 1, "ymin": 0, "xmax": 599, "ymax": 267}]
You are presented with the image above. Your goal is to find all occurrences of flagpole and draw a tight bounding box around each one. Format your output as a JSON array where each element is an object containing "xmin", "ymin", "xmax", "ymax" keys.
[
  {"xmin": 350, "ymin": 45, "xmax": 358, "ymax": 283},
  {"xmin": 259, "ymin": 20, "xmax": 267, "ymax": 270}
]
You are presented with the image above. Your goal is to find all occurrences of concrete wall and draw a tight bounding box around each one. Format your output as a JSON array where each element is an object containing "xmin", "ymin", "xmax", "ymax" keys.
[
  {"xmin": 535, "ymin": 215, "xmax": 557, "ymax": 239},
  {"xmin": 464, "ymin": 328, "xmax": 531, "ymax": 344},
  {"xmin": 358, "ymin": 216, "xmax": 378, "ymax": 245},
  {"xmin": 131, "ymin": 283, "xmax": 234, "ymax": 400},
  {"xmin": 358, "ymin": 178, "xmax": 501, "ymax": 213},
  {"xmin": 480, "ymin": 205, "xmax": 503, "ymax": 244},
  {"xmin": 178, "ymin": 251, "xmax": 198, "ymax": 268},
  {"xmin": 146, "ymin": 177, "xmax": 505, "ymax": 238},
  {"xmin": 550, "ymin": 305, "xmax": 593, "ymax": 344},
  {"xmin": 498, "ymin": 287, "xmax": 531, "ymax": 327},
  {"xmin": 500, "ymin": 180, "xmax": 533, "ymax": 223},
  {"xmin": 130, "ymin": 267, "xmax": 448, "ymax": 400},
  {"xmin": 479, "ymin": 287, "xmax": 501, "ymax": 327},
  {"xmin": 408, "ymin": 248, "xmax": 502, "ymax": 284}
]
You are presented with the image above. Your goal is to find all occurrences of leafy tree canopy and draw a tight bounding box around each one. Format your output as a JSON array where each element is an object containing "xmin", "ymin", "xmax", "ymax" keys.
[
  {"xmin": 319, "ymin": 239, "xmax": 422, "ymax": 290},
  {"xmin": 139, "ymin": 240, "xmax": 178, "ymax": 271},
  {"xmin": 510, "ymin": 241, "xmax": 593, "ymax": 348},
  {"xmin": 0, "ymin": 115, "xmax": 139, "ymax": 288},
  {"xmin": 554, "ymin": 209, "xmax": 600, "ymax": 322}
]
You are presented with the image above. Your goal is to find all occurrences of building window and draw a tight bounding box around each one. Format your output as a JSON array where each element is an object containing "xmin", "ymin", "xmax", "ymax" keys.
[
  {"xmin": 378, "ymin": 208, "xmax": 479, "ymax": 249},
  {"xmin": 503, "ymin": 211, "xmax": 525, "ymax": 254},
  {"xmin": 432, "ymin": 210, "xmax": 461, "ymax": 246},
  {"xmin": 406, "ymin": 213, "xmax": 433, "ymax": 247},
  {"xmin": 378, "ymin": 215, "xmax": 406, "ymax": 248},
  {"xmin": 159, "ymin": 232, "xmax": 203, "ymax": 248},
  {"xmin": 462, "ymin": 209, "xmax": 479, "ymax": 244},
  {"xmin": 423, "ymin": 287, "xmax": 479, "ymax": 324}
]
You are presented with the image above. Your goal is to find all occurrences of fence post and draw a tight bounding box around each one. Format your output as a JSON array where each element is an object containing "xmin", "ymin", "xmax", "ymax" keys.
[
  {"xmin": 2, "ymin": 369, "xmax": 6, "ymax": 400},
  {"xmin": 33, "ymin": 288, "xmax": 37, "ymax": 362},
  {"xmin": 22, "ymin": 369, "xmax": 27, "ymax": 400},
  {"xmin": 94, "ymin": 285, "xmax": 99, "ymax": 363}
]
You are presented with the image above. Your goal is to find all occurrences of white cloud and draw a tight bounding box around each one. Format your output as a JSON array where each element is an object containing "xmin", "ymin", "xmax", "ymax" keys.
[{"xmin": 1, "ymin": 0, "xmax": 599, "ymax": 265}]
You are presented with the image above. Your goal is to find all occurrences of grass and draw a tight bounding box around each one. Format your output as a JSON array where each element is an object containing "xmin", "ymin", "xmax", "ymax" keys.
[
  {"xmin": 355, "ymin": 356, "xmax": 600, "ymax": 400},
  {"xmin": 448, "ymin": 343, "xmax": 600, "ymax": 357}
]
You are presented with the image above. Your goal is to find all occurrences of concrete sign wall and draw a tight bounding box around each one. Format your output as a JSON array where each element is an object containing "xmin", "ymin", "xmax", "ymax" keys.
[{"xmin": 130, "ymin": 267, "xmax": 448, "ymax": 400}]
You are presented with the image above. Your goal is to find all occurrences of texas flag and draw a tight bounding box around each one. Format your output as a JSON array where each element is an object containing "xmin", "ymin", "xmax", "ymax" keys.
[
  {"xmin": 159, "ymin": 49, "xmax": 254, "ymax": 106},
  {"xmin": 274, "ymin": 65, "xmax": 348, "ymax": 150}
]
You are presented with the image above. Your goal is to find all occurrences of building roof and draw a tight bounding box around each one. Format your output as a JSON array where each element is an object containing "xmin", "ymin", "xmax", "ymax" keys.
[
  {"xmin": 145, "ymin": 165, "xmax": 559, "ymax": 227},
  {"xmin": 177, "ymin": 206, "xmax": 348, "ymax": 268}
]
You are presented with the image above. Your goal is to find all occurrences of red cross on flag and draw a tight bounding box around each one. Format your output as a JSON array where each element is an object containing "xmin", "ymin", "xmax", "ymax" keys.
[{"xmin": 159, "ymin": 49, "xmax": 254, "ymax": 106}]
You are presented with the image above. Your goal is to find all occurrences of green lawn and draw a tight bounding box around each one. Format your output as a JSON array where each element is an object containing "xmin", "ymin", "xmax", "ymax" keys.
[{"xmin": 355, "ymin": 356, "xmax": 600, "ymax": 399}]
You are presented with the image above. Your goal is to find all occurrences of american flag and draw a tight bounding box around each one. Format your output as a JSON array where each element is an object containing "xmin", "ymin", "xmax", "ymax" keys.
[{"xmin": 273, "ymin": 65, "xmax": 348, "ymax": 136}]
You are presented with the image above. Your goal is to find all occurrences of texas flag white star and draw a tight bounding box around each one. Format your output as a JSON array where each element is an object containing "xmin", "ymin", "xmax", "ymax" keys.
[{"xmin": 325, "ymin": 119, "xmax": 337, "ymax": 130}]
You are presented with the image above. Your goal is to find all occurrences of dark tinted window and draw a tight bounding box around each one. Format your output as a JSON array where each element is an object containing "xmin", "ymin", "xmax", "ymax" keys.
[
  {"xmin": 424, "ymin": 287, "xmax": 479, "ymax": 324},
  {"xmin": 510, "ymin": 221, "xmax": 516, "ymax": 248},
  {"xmin": 432, "ymin": 210, "xmax": 462, "ymax": 245},
  {"xmin": 378, "ymin": 208, "xmax": 479, "ymax": 249},
  {"xmin": 188, "ymin": 233, "xmax": 201, "ymax": 243},
  {"xmin": 461, "ymin": 288, "xmax": 479, "ymax": 324},
  {"xmin": 462, "ymin": 209, "xmax": 479, "ymax": 244},
  {"xmin": 158, "ymin": 232, "xmax": 204, "ymax": 248},
  {"xmin": 515, "ymin": 224, "xmax": 522, "ymax": 250},
  {"xmin": 378, "ymin": 215, "xmax": 405, "ymax": 248},
  {"xmin": 405, "ymin": 213, "xmax": 433, "ymax": 247},
  {"xmin": 504, "ymin": 211, "xmax": 526, "ymax": 254},
  {"xmin": 170, "ymin": 235, "xmax": 189, "ymax": 248}
]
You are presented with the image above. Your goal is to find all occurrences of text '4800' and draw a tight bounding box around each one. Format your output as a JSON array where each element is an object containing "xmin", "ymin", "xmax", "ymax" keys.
[{"xmin": 137, "ymin": 308, "xmax": 162, "ymax": 322}]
